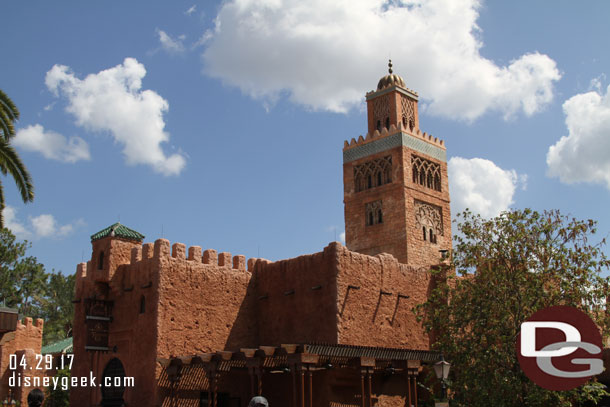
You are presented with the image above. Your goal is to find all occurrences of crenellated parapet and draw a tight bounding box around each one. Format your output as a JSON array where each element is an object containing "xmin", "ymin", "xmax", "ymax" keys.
[
  {"xmin": 343, "ymin": 123, "xmax": 447, "ymax": 164},
  {"xmin": 343, "ymin": 120, "xmax": 445, "ymax": 152},
  {"xmin": 77, "ymin": 237, "xmax": 264, "ymax": 296}
]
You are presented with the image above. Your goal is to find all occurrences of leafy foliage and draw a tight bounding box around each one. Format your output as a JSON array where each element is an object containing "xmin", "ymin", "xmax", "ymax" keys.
[
  {"xmin": 0, "ymin": 228, "xmax": 74, "ymax": 345},
  {"xmin": 0, "ymin": 88, "xmax": 20, "ymax": 141},
  {"xmin": 0, "ymin": 88, "xmax": 34, "ymax": 228},
  {"xmin": 37, "ymin": 272, "xmax": 75, "ymax": 344},
  {"xmin": 43, "ymin": 367, "xmax": 71, "ymax": 407},
  {"xmin": 417, "ymin": 209, "xmax": 610, "ymax": 407}
]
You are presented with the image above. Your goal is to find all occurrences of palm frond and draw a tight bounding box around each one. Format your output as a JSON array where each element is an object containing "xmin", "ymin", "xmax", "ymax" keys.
[
  {"xmin": 0, "ymin": 138, "xmax": 34, "ymax": 204},
  {"xmin": 0, "ymin": 89, "xmax": 19, "ymax": 141},
  {"xmin": 0, "ymin": 177, "xmax": 4, "ymax": 228}
]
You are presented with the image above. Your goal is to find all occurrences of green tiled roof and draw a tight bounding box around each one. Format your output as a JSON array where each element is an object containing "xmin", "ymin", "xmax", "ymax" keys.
[
  {"xmin": 41, "ymin": 337, "xmax": 73, "ymax": 354},
  {"xmin": 90, "ymin": 222, "xmax": 145, "ymax": 242}
]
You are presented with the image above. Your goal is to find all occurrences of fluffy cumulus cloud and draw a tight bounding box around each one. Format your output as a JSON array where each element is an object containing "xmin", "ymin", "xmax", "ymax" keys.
[
  {"xmin": 2, "ymin": 206, "xmax": 84, "ymax": 239},
  {"xmin": 3, "ymin": 206, "xmax": 30, "ymax": 238},
  {"xmin": 202, "ymin": 0, "xmax": 561, "ymax": 119},
  {"xmin": 448, "ymin": 157, "xmax": 526, "ymax": 218},
  {"xmin": 45, "ymin": 58, "xmax": 186, "ymax": 176},
  {"xmin": 547, "ymin": 84, "xmax": 610, "ymax": 189},
  {"xmin": 14, "ymin": 124, "xmax": 90, "ymax": 163}
]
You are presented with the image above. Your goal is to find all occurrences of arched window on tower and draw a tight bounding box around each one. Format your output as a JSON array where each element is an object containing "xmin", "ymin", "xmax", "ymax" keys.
[
  {"xmin": 354, "ymin": 156, "xmax": 392, "ymax": 193},
  {"xmin": 355, "ymin": 173, "xmax": 364, "ymax": 192},
  {"xmin": 384, "ymin": 163, "xmax": 392, "ymax": 183},
  {"xmin": 412, "ymin": 155, "xmax": 442, "ymax": 192},
  {"xmin": 366, "ymin": 201, "xmax": 382, "ymax": 227},
  {"xmin": 376, "ymin": 120, "xmax": 381, "ymax": 132},
  {"xmin": 140, "ymin": 295, "xmax": 146, "ymax": 314},
  {"xmin": 422, "ymin": 227, "xmax": 427, "ymax": 241},
  {"xmin": 429, "ymin": 228, "xmax": 436, "ymax": 244},
  {"xmin": 98, "ymin": 251, "xmax": 104, "ymax": 270},
  {"xmin": 385, "ymin": 117, "xmax": 390, "ymax": 130},
  {"xmin": 403, "ymin": 117, "xmax": 408, "ymax": 129}
]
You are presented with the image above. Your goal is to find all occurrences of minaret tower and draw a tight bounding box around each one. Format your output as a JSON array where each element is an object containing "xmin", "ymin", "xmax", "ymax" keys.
[{"xmin": 343, "ymin": 61, "xmax": 451, "ymax": 267}]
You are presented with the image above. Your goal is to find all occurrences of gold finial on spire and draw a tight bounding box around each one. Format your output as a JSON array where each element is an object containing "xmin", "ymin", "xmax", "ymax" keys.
[{"xmin": 388, "ymin": 59, "xmax": 393, "ymax": 74}]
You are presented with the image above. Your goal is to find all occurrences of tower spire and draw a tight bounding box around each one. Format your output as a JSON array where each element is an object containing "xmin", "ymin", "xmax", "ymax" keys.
[{"xmin": 388, "ymin": 59, "xmax": 393, "ymax": 74}]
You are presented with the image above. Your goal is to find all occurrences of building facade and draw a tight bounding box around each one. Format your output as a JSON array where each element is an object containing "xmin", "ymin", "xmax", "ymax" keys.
[{"xmin": 71, "ymin": 63, "xmax": 451, "ymax": 407}]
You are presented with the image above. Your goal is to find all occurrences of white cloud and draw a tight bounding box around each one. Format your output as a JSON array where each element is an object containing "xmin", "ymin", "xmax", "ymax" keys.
[
  {"xmin": 185, "ymin": 5, "xmax": 197, "ymax": 15},
  {"xmin": 448, "ymin": 157, "xmax": 526, "ymax": 218},
  {"xmin": 194, "ymin": 30, "xmax": 214, "ymax": 49},
  {"xmin": 3, "ymin": 206, "xmax": 30, "ymax": 239},
  {"xmin": 157, "ymin": 29, "xmax": 186, "ymax": 54},
  {"xmin": 339, "ymin": 232, "xmax": 345, "ymax": 243},
  {"xmin": 202, "ymin": 0, "xmax": 561, "ymax": 119},
  {"xmin": 31, "ymin": 214, "xmax": 57, "ymax": 237},
  {"xmin": 547, "ymin": 84, "xmax": 610, "ymax": 189},
  {"xmin": 14, "ymin": 124, "xmax": 90, "ymax": 163},
  {"xmin": 45, "ymin": 58, "xmax": 186, "ymax": 176},
  {"xmin": 2, "ymin": 206, "xmax": 83, "ymax": 239}
]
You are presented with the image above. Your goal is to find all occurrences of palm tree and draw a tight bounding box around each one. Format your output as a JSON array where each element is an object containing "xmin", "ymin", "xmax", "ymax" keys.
[
  {"xmin": 0, "ymin": 89, "xmax": 34, "ymax": 227},
  {"xmin": 1, "ymin": 89, "xmax": 20, "ymax": 140}
]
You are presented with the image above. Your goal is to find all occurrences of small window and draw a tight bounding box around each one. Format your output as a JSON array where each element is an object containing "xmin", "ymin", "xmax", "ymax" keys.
[
  {"xmin": 403, "ymin": 117, "xmax": 408, "ymax": 128},
  {"xmin": 385, "ymin": 117, "xmax": 390, "ymax": 129},
  {"xmin": 376, "ymin": 120, "xmax": 381, "ymax": 131},
  {"xmin": 377, "ymin": 172, "xmax": 382, "ymax": 186},
  {"xmin": 98, "ymin": 251, "xmax": 105, "ymax": 270},
  {"xmin": 422, "ymin": 227, "xmax": 427, "ymax": 241},
  {"xmin": 367, "ymin": 175, "xmax": 372, "ymax": 189},
  {"xmin": 140, "ymin": 295, "xmax": 146, "ymax": 314},
  {"xmin": 365, "ymin": 201, "xmax": 383, "ymax": 227}
]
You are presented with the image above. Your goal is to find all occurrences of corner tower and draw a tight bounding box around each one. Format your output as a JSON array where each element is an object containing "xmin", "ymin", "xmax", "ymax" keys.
[{"xmin": 343, "ymin": 61, "xmax": 451, "ymax": 267}]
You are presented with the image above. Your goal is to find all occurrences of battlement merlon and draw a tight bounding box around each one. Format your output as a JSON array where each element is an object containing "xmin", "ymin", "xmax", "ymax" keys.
[
  {"xmin": 343, "ymin": 125, "xmax": 447, "ymax": 164},
  {"xmin": 87, "ymin": 236, "xmax": 256, "ymax": 271}
]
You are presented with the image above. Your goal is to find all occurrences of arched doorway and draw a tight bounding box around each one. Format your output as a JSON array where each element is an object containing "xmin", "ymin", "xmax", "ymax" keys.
[{"xmin": 101, "ymin": 358, "xmax": 126, "ymax": 407}]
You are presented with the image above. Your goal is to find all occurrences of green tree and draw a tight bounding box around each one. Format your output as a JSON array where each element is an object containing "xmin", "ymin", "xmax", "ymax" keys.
[
  {"xmin": 0, "ymin": 88, "xmax": 34, "ymax": 228},
  {"xmin": 417, "ymin": 209, "xmax": 610, "ymax": 407},
  {"xmin": 0, "ymin": 228, "xmax": 75, "ymax": 345},
  {"xmin": 0, "ymin": 228, "xmax": 47, "ymax": 312},
  {"xmin": 37, "ymin": 272, "xmax": 75, "ymax": 344}
]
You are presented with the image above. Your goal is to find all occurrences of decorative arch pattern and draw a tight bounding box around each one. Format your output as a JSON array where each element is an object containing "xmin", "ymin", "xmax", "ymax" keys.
[
  {"xmin": 373, "ymin": 94, "xmax": 390, "ymax": 131},
  {"xmin": 411, "ymin": 155, "xmax": 441, "ymax": 191},
  {"xmin": 401, "ymin": 95, "xmax": 416, "ymax": 131},
  {"xmin": 354, "ymin": 156, "xmax": 392, "ymax": 192},
  {"xmin": 415, "ymin": 201, "xmax": 443, "ymax": 243}
]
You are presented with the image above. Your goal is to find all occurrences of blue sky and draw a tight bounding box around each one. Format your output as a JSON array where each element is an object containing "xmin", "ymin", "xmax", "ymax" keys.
[{"xmin": 1, "ymin": 0, "xmax": 610, "ymax": 275}]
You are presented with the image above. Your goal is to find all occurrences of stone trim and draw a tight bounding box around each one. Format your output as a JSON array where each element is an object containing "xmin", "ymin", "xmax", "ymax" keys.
[{"xmin": 343, "ymin": 132, "xmax": 447, "ymax": 163}]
